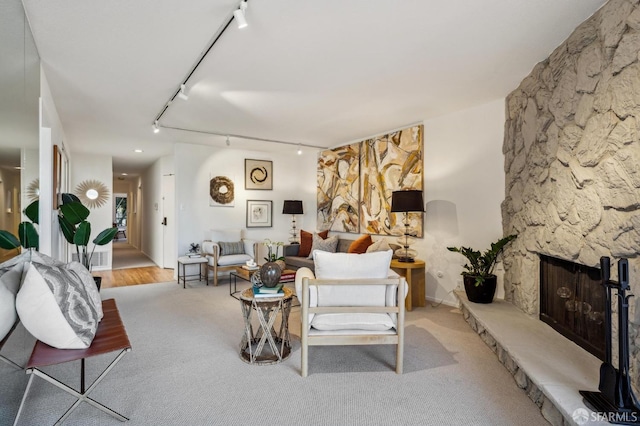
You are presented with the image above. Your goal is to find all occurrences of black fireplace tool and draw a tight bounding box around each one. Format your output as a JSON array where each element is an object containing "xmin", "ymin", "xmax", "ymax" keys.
[{"xmin": 580, "ymin": 257, "xmax": 640, "ymax": 424}]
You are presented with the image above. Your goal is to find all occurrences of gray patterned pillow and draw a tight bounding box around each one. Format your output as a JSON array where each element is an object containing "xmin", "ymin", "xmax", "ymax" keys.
[
  {"xmin": 16, "ymin": 260, "xmax": 103, "ymax": 349},
  {"xmin": 219, "ymin": 240, "xmax": 245, "ymax": 256},
  {"xmin": 307, "ymin": 234, "xmax": 339, "ymax": 259}
]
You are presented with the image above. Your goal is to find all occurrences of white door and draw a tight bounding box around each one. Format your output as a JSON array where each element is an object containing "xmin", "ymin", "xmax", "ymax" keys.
[{"xmin": 162, "ymin": 174, "xmax": 175, "ymax": 269}]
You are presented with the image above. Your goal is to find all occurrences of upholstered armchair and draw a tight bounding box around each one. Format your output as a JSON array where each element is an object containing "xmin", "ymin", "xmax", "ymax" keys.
[
  {"xmin": 202, "ymin": 229, "xmax": 258, "ymax": 286},
  {"xmin": 295, "ymin": 250, "xmax": 406, "ymax": 377}
]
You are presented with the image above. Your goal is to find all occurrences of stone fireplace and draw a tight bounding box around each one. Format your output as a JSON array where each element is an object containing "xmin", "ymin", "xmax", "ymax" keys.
[
  {"xmin": 501, "ymin": 0, "xmax": 640, "ymax": 387},
  {"xmin": 539, "ymin": 254, "xmax": 605, "ymax": 360}
]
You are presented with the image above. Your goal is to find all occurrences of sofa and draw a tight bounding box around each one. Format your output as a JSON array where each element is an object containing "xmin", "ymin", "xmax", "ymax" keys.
[
  {"xmin": 283, "ymin": 238, "xmax": 355, "ymax": 272},
  {"xmin": 284, "ymin": 232, "xmax": 402, "ymax": 272}
]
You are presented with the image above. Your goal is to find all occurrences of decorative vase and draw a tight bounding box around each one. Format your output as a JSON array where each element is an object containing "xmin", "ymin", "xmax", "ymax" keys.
[
  {"xmin": 275, "ymin": 260, "xmax": 286, "ymax": 270},
  {"xmin": 260, "ymin": 262, "xmax": 282, "ymax": 288},
  {"xmin": 463, "ymin": 275, "xmax": 497, "ymax": 304}
]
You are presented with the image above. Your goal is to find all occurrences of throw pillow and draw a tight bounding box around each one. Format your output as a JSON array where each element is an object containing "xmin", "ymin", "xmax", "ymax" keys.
[
  {"xmin": 307, "ymin": 234, "xmax": 339, "ymax": 259},
  {"xmin": 219, "ymin": 240, "xmax": 245, "ymax": 256},
  {"xmin": 16, "ymin": 261, "xmax": 103, "ymax": 349},
  {"xmin": 298, "ymin": 229, "xmax": 329, "ymax": 258},
  {"xmin": 0, "ymin": 264, "xmax": 22, "ymax": 343},
  {"xmin": 366, "ymin": 239, "xmax": 391, "ymax": 253},
  {"xmin": 347, "ymin": 234, "xmax": 373, "ymax": 254}
]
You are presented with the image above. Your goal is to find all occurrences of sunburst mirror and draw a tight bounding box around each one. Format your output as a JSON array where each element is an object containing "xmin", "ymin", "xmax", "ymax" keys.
[
  {"xmin": 74, "ymin": 179, "xmax": 110, "ymax": 208},
  {"xmin": 26, "ymin": 178, "xmax": 40, "ymax": 201}
]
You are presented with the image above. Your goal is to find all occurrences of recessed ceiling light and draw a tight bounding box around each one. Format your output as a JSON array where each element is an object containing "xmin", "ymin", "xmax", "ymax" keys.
[
  {"xmin": 134, "ymin": 149, "xmax": 143, "ymax": 153},
  {"xmin": 14, "ymin": 166, "xmax": 22, "ymax": 170},
  {"xmin": 121, "ymin": 173, "xmax": 128, "ymax": 176}
]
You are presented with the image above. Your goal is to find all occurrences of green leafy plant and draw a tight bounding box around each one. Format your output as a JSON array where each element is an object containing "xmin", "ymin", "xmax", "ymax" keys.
[
  {"xmin": 58, "ymin": 193, "xmax": 118, "ymax": 270},
  {"xmin": 447, "ymin": 235, "xmax": 517, "ymax": 287},
  {"xmin": 0, "ymin": 200, "xmax": 39, "ymax": 251}
]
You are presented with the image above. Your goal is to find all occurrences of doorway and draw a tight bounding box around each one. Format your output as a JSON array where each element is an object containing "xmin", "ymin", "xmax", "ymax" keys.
[{"xmin": 114, "ymin": 193, "xmax": 128, "ymax": 241}]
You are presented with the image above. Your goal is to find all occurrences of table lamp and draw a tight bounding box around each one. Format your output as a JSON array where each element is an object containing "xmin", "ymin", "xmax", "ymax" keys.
[
  {"xmin": 390, "ymin": 190, "xmax": 424, "ymax": 262},
  {"xmin": 282, "ymin": 200, "xmax": 303, "ymax": 244}
]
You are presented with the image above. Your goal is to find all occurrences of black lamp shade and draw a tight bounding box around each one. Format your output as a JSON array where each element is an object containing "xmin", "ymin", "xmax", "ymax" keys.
[
  {"xmin": 390, "ymin": 190, "xmax": 424, "ymax": 213},
  {"xmin": 282, "ymin": 200, "xmax": 303, "ymax": 215}
]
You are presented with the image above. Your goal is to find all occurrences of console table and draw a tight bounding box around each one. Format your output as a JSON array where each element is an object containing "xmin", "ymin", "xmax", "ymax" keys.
[{"xmin": 390, "ymin": 259, "xmax": 426, "ymax": 311}]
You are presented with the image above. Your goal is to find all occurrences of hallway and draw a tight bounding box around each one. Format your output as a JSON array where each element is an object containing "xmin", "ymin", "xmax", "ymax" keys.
[{"xmin": 94, "ymin": 242, "xmax": 174, "ymax": 289}]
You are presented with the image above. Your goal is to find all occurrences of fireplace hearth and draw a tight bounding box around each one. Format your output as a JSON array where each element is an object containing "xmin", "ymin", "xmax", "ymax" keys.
[{"xmin": 540, "ymin": 255, "xmax": 605, "ymax": 361}]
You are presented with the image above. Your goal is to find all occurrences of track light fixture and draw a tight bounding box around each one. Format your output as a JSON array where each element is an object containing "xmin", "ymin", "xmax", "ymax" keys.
[
  {"xmin": 178, "ymin": 84, "xmax": 189, "ymax": 101},
  {"xmin": 226, "ymin": 136, "xmax": 231, "ymax": 146},
  {"xmin": 297, "ymin": 144, "xmax": 303, "ymax": 155},
  {"xmin": 152, "ymin": 1, "xmax": 257, "ymax": 131},
  {"xmin": 234, "ymin": 1, "xmax": 248, "ymax": 29}
]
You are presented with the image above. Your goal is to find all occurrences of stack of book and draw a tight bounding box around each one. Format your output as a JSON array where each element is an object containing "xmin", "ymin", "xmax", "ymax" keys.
[
  {"xmin": 253, "ymin": 283, "xmax": 284, "ymax": 298},
  {"xmin": 242, "ymin": 264, "xmax": 259, "ymax": 271},
  {"xmin": 279, "ymin": 271, "xmax": 296, "ymax": 283}
]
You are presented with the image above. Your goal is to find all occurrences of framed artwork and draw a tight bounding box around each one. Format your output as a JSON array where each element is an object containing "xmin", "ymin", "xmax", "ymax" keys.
[
  {"xmin": 246, "ymin": 200, "xmax": 272, "ymax": 228},
  {"xmin": 245, "ymin": 159, "xmax": 273, "ymax": 190}
]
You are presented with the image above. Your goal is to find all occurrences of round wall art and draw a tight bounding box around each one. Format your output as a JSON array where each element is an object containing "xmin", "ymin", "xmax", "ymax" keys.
[
  {"xmin": 210, "ymin": 176, "xmax": 235, "ymax": 206},
  {"xmin": 75, "ymin": 179, "xmax": 110, "ymax": 208},
  {"xmin": 26, "ymin": 178, "xmax": 40, "ymax": 201}
]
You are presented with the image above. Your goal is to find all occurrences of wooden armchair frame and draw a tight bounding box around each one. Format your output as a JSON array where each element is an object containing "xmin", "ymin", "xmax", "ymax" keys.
[
  {"xmin": 300, "ymin": 276, "xmax": 406, "ymax": 377},
  {"xmin": 202, "ymin": 240, "xmax": 258, "ymax": 286}
]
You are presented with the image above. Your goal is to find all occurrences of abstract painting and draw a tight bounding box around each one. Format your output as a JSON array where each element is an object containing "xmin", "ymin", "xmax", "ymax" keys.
[
  {"xmin": 317, "ymin": 143, "xmax": 360, "ymax": 232},
  {"xmin": 245, "ymin": 159, "xmax": 273, "ymax": 190},
  {"xmin": 360, "ymin": 125, "xmax": 423, "ymax": 236}
]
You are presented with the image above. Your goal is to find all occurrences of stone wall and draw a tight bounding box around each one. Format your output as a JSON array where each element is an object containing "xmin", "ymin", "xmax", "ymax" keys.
[{"xmin": 502, "ymin": 0, "xmax": 640, "ymax": 376}]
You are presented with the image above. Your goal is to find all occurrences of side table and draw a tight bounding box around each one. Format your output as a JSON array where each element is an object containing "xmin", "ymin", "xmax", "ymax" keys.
[
  {"xmin": 390, "ymin": 259, "xmax": 426, "ymax": 311},
  {"xmin": 239, "ymin": 287, "xmax": 293, "ymax": 365},
  {"xmin": 177, "ymin": 256, "xmax": 209, "ymax": 289}
]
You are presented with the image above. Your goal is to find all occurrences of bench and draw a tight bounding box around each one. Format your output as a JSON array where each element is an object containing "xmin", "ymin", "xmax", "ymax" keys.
[{"xmin": 13, "ymin": 298, "xmax": 132, "ymax": 425}]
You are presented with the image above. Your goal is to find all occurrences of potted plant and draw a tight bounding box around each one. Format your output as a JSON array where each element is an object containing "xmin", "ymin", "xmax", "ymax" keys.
[
  {"xmin": 58, "ymin": 194, "xmax": 118, "ymax": 287},
  {"xmin": 0, "ymin": 200, "xmax": 39, "ymax": 252},
  {"xmin": 447, "ymin": 235, "xmax": 517, "ymax": 304}
]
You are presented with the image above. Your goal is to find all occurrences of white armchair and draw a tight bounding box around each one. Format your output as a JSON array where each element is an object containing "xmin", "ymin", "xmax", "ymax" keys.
[
  {"xmin": 295, "ymin": 250, "xmax": 406, "ymax": 377},
  {"xmin": 202, "ymin": 229, "xmax": 258, "ymax": 286}
]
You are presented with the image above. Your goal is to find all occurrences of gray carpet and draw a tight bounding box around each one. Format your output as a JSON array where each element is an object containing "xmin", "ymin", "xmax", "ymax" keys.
[
  {"xmin": 1, "ymin": 280, "xmax": 548, "ymax": 425},
  {"xmin": 112, "ymin": 242, "xmax": 156, "ymax": 270}
]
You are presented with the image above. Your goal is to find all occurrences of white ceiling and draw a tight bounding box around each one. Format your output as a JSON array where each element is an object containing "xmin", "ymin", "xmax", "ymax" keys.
[{"xmin": 21, "ymin": 0, "xmax": 606, "ymax": 175}]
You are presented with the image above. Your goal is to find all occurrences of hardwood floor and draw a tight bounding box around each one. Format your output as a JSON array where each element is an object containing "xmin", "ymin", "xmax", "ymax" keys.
[{"xmin": 94, "ymin": 266, "xmax": 176, "ymax": 288}]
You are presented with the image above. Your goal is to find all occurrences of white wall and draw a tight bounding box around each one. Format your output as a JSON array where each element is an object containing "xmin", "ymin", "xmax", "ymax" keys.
[
  {"xmin": 38, "ymin": 70, "xmax": 67, "ymax": 259},
  {"xmin": 174, "ymin": 143, "xmax": 317, "ymax": 262},
  {"xmin": 421, "ymin": 99, "xmax": 506, "ymax": 306},
  {"xmin": 140, "ymin": 155, "xmax": 173, "ymax": 266},
  {"xmin": 69, "ymin": 152, "xmax": 113, "ymax": 270}
]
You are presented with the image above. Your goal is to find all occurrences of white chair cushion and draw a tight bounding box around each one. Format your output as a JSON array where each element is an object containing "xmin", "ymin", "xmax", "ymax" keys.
[
  {"xmin": 243, "ymin": 239, "xmax": 256, "ymax": 258},
  {"xmin": 207, "ymin": 229, "xmax": 241, "ymax": 243},
  {"xmin": 16, "ymin": 262, "xmax": 103, "ymax": 349},
  {"xmin": 314, "ymin": 250, "xmax": 392, "ymax": 279},
  {"xmin": 313, "ymin": 250, "xmax": 393, "ymax": 307},
  {"xmin": 311, "ymin": 313, "xmax": 395, "ymax": 331},
  {"xmin": 217, "ymin": 254, "xmax": 252, "ymax": 266}
]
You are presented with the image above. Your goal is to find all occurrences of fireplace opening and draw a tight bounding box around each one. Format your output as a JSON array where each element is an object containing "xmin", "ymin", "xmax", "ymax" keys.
[{"xmin": 539, "ymin": 255, "xmax": 605, "ymax": 360}]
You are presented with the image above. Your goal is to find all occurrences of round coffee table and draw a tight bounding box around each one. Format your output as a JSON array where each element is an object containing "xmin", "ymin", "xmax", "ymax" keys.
[{"xmin": 239, "ymin": 287, "xmax": 293, "ymax": 365}]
